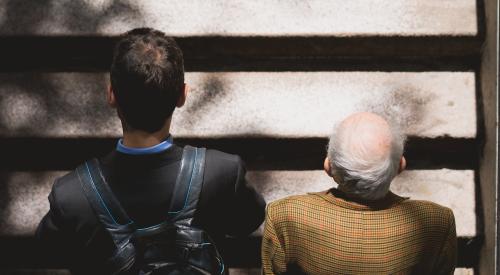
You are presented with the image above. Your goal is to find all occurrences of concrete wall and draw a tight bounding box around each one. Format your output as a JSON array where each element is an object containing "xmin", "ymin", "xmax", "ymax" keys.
[
  {"xmin": 0, "ymin": 0, "xmax": 489, "ymax": 274},
  {"xmin": 0, "ymin": 169, "xmax": 476, "ymax": 237},
  {"xmin": 0, "ymin": 72, "xmax": 477, "ymax": 138},
  {"xmin": 478, "ymin": 0, "xmax": 499, "ymax": 274},
  {"xmin": 0, "ymin": 0, "xmax": 477, "ymax": 36}
]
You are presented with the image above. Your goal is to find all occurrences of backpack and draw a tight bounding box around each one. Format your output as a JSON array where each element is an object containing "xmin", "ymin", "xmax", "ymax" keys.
[{"xmin": 76, "ymin": 146, "xmax": 227, "ymax": 275}]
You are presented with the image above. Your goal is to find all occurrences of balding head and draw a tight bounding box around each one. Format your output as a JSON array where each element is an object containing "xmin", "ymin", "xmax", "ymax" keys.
[{"xmin": 326, "ymin": 112, "xmax": 406, "ymax": 200}]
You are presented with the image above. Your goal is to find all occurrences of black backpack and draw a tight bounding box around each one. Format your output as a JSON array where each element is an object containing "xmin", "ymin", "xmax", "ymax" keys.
[{"xmin": 76, "ymin": 146, "xmax": 227, "ymax": 275}]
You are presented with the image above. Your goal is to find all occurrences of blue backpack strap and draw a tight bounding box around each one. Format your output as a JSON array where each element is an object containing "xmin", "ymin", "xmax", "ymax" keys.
[
  {"xmin": 168, "ymin": 146, "xmax": 206, "ymax": 226},
  {"xmin": 76, "ymin": 158, "xmax": 136, "ymax": 274}
]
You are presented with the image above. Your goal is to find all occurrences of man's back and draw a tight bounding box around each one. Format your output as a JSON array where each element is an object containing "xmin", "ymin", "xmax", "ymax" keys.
[
  {"xmin": 262, "ymin": 189, "xmax": 456, "ymax": 275},
  {"xmin": 37, "ymin": 28, "xmax": 266, "ymax": 274},
  {"xmin": 37, "ymin": 144, "xmax": 265, "ymax": 273}
]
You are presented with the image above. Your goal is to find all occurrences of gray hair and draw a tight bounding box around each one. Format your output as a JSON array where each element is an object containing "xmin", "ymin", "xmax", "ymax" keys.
[{"xmin": 327, "ymin": 115, "xmax": 406, "ymax": 200}]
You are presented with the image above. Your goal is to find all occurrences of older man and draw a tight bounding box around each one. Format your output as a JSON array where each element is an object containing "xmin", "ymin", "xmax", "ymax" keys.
[{"xmin": 262, "ymin": 112, "xmax": 457, "ymax": 275}]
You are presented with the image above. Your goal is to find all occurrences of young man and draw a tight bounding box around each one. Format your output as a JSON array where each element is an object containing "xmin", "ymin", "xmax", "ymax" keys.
[
  {"xmin": 37, "ymin": 28, "xmax": 265, "ymax": 274},
  {"xmin": 262, "ymin": 112, "xmax": 456, "ymax": 275}
]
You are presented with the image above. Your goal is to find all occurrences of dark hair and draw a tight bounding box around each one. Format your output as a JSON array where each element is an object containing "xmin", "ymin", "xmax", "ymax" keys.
[{"xmin": 110, "ymin": 28, "xmax": 184, "ymax": 132}]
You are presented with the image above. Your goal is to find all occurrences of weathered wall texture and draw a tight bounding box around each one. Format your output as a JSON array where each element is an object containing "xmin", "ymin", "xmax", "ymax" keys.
[
  {"xmin": 0, "ymin": 0, "xmax": 490, "ymax": 274},
  {"xmin": 0, "ymin": 169, "xmax": 476, "ymax": 237},
  {"xmin": 0, "ymin": 72, "xmax": 476, "ymax": 138},
  {"xmin": 0, "ymin": 0, "xmax": 477, "ymax": 36},
  {"xmin": 478, "ymin": 0, "xmax": 499, "ymax": 274}
]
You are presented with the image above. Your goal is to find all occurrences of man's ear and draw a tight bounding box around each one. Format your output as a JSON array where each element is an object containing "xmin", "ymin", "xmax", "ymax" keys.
[
  {"xmin": 398, "ymin": 156, "xmax": 406, "ymax": 174},
  {"xmin": 176, "ymin": 83, "xmax": 188, "ymax": 108},
  {"xmin": 324, "ymin": 157, "xmax": 333, "ymax": 177},
  {"xmin": 107, "ymin": 85, "xmax": 117, "ymax": 108}
]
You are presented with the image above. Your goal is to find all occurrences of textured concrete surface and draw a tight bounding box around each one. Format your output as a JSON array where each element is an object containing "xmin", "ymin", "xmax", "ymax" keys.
[
  {"xmin": 477, "ymin": 0, "xmax": 498, "ymax": 274},
  {"xmin": 0, "ymin": 269, "xmax": 260, "ymax": 275},
  {"xmin": 0, "ymin": 172, "xmax": 58, "ymax": 236},
  {"xmin": 0, "ymin": 169, "xmax": 474, "ymax": 237},
  {"xmin": 229, "ymin": 269, "xmax": 260, "ymax": 275},
  {"xmin": 229, "ymin": 269, "xmax": 479, "ymax": 275},
  {"xmin": 247, "ymin": 169, "xmax": 475, "ymax": 237},
  {"xmin": 0, "ymin": 270, "xmax": 71, "ymax": 275},
  {"xmin": 0, "ymin": 0, "xmax": 477, "ymax": 36},
  {"xmin": 0, "ymin": 0, "xmax": 484, "ymax": 272},
  {"xmin": 229, "ymin": 270, "xmax": 471, "ymax": 275},
  {"xmin": 0, "ymin": 268, "xmax": 474, "ymax": 275},
  {"xmin": 0, "ymin": 72, "xmax": 476, "ymax": 138},
  {"xmin": 229, "ymin": 270, "xmax": 473, "ymax": 275}
]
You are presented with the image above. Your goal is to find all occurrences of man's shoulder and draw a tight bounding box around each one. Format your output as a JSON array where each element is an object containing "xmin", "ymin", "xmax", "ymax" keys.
[
  {"xmin": 52, "ymin": 169, "xmax": 82, "ymax": 201},
  {"xmin": 401, "ymin": 199, "xmax": 453, "ymax": 215},
  {"xmin": 266, "ymin": 193, "xmax": 325, "ymax": 218},
  {"xmin": 399, "ymin": 198, "xmax": 455, "ymax": 227},
  {"xmin": 203, "ymin": 148, "xmax": 244, "ymax": 176},
  {"xmin": 50, "ymin": 168, "xmax": 93, "ymax": 221},
  {"xmin": 205, "ymin": 148, "xmax": 242, "ymax": 165}
]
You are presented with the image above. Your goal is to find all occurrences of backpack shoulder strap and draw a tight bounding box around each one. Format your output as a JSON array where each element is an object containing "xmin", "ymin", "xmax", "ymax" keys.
[
  {"xmin": 168, "ymin": 146, "xmax": 206, "ymax": 226},
  {"xmin": 76, "ymin": 159, "xmax": 136, "ymax": 273},
  {"xmin": 76, "ymin": 158, "xmax": 133, "ymax": 227}
]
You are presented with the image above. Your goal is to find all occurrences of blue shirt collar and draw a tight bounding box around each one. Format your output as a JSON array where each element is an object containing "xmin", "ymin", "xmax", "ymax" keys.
[{"xmin": 116, "ymin": 135, "xmax": 173, "ymax": 155}]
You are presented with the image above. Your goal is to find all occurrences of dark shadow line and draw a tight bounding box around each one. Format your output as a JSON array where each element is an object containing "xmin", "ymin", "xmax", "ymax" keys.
[
  {"xmin": 0, "ymin": 137, "xmax": 479, "ymax": 171},
  {"xmin": 475, "ymin": 0, "xmax": 487, "ymax": 41},
  {"xmin": 0, "ymin": 36, "xmax": 483, "ymax": 72},
  {"xmin": 473, "ymin": 67, "xmax": 486, "ymax": 275}
]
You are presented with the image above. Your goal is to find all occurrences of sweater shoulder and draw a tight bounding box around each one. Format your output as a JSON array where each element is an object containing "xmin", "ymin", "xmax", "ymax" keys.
[{"xmin": 266, "ymin": 194, "xmax": 325, "ymax": 218}]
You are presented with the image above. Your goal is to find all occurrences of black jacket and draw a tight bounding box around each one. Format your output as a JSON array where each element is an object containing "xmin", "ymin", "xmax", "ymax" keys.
[{"xmin": 36, "ymin": 144, "xmax": 266, "ymax": 273}]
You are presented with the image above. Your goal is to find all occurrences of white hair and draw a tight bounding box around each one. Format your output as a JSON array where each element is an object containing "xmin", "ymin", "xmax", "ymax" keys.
[{"xmin": 327, "ymin": 115, "xmax": 406, "ymax": 200}]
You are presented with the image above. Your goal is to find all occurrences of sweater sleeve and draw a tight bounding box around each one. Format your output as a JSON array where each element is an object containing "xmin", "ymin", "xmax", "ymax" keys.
[
  {"xmin": 262, "ymin": 203, "xmax": 287, "ymax": 275},
  {"xmin": 434, "ymin": 209, "xmax": 457, "ymax": 275}
]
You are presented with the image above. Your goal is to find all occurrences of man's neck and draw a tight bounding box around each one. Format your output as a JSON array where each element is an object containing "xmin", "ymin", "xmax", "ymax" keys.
[
  {"xmin": 121, "ymin": 120, "xmax": 171, "ymax": 148},
  {"xmin": 337, "ymin": 184, "xmax": 389, "ymax": 202}
]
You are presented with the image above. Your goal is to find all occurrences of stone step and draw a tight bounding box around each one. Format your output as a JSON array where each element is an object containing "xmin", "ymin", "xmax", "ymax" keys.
[
  {"xmin": 249, "ymin": 169, "xmax": 476, "ymax": 237},
  {"xmin": 0, "ymin": 169, "xmax": 480, "ymax": 269},
  {"xmin": 0, "ymin": 169, "xmax": 475, "ymax": 237},
  {"xmin": 0, "ymin": 72, "xmax": 476, "ymax": 139},
  {"xmin": 0, "ymin": 235, "xmax": 479, "ymax": 269},
  {"xmin": 0, "ymin": 0, "xmax": 482, "ymax": 72},
  {"xmin": 0, "ymin": 268, "xmax": 475, "ymax": 275},
  {"xmin": 229, "ymin": 269, "xmax": 475, "ymax": 275},
  {"xmin": 0, "ymin": 0, "xmax": 477, "ymax": 36}
]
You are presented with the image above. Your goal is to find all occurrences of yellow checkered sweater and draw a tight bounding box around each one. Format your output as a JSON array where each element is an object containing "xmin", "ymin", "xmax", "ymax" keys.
[{"xmin": 262, "ymin": 189, "xmax": 456, "ymax": 275}]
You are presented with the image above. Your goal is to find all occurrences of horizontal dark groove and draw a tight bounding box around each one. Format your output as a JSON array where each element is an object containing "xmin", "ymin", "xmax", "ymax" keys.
[
  {"xmin": 0, "ymin": 236, "xmax": 481, "ymax": 268},
  {"xmin": 0, "ymin": 36, "xmax": 482, "ymax": 72},
  {"xmin": 0, "ymin": 137, "xmax": 477, "ymax": 171}
]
